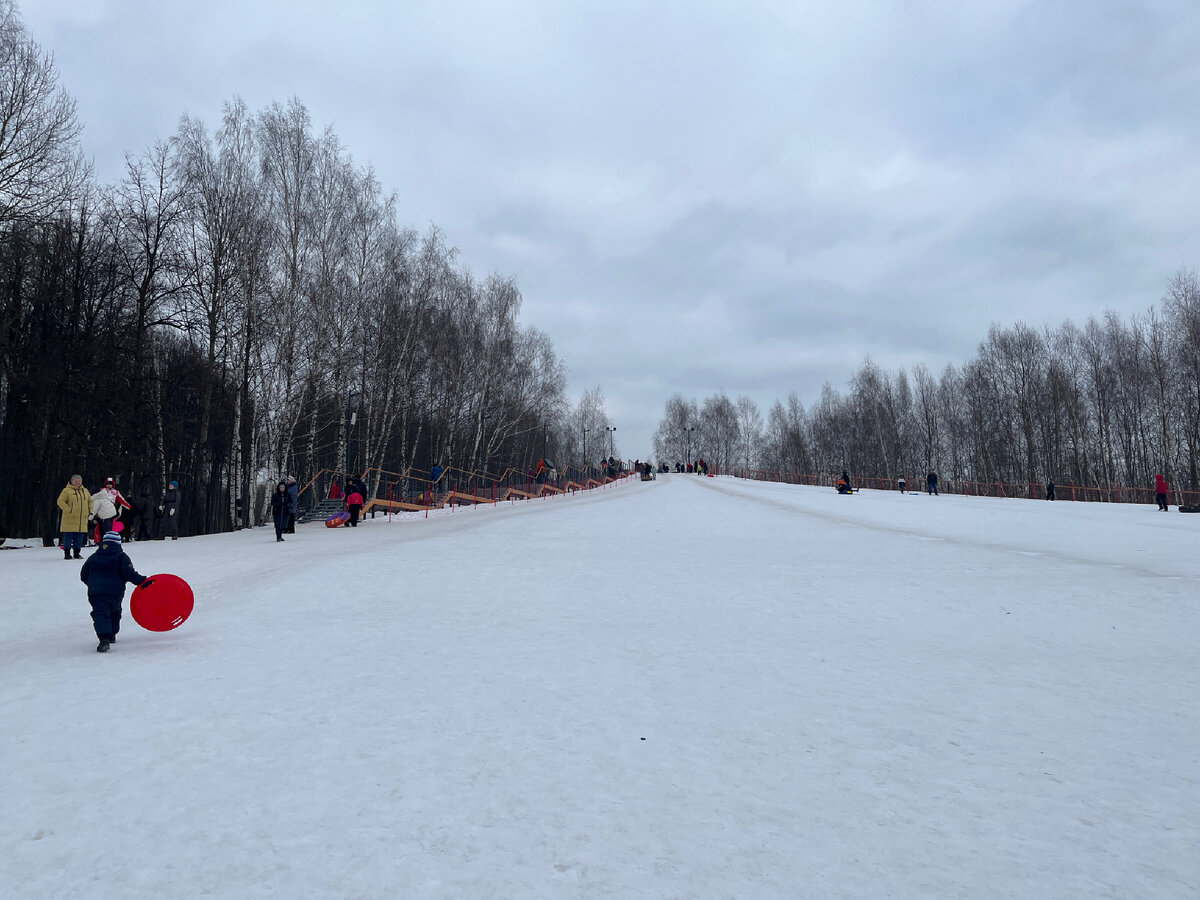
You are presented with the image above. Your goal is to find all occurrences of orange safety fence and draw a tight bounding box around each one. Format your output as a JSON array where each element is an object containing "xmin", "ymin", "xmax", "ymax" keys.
[{"xmin": 295, "ymin": 460, "xmax": 643, "ymax": 519}]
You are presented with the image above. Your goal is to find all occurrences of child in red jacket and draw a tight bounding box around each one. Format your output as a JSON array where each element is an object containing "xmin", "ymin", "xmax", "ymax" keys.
[
  {"xmin": 345, "ymin": 489, "xmax": 364, "ymax": 527},
  {"xmin": 1154, "ymin": 474, "xmax": 1170, "ymax": 511}
]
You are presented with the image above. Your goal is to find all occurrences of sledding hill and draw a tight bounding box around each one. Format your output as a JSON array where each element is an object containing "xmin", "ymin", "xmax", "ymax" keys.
[{"xmin": 3, "ymin": 475, "xmax": 1197, "ymax": 897}]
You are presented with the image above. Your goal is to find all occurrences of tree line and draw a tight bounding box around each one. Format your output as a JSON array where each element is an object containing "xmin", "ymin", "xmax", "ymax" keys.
[
  {"xmin": 0, "ymin": 1, "xmax": 612, "ymax": 540},
  {"xmin": 655, "ymin": 273, "xmax": 1200, "ymax": 493}
]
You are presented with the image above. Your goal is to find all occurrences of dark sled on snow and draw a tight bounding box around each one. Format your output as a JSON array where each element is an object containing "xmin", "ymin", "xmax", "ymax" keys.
[{"xmin": 1178, "ymin": 505, "xmax": 1200, "ymax": 513}]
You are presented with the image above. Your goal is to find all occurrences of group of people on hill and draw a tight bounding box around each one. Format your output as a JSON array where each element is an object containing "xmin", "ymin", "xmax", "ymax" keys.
[
  {"xmin": 322, "ymin": 476, "xmax": 369, "ymax": 532},
  {"xmin": 55, "ymin": 473, "xmax": 174, "ymax": 653},
  {"xmin": 833, "ymin": 468, "xmax": 1175, "ymax": 508},
  {"xmin": 56, "ymin": 474, "xmax": 180, "ymax": 560},
  {"xmin": 534, "ymin": 458, "xmax": 557, "ymax": 485}
]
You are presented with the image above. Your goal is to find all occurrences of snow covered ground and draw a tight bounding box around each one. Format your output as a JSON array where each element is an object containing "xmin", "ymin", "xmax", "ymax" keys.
[{"xmin": 3, "ymin": 475, "xmax": 1198, "ymax": 898}]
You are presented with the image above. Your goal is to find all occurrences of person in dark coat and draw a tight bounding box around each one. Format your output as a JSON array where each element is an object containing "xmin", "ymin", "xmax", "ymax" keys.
[
  {"xmin": 79, "ymin": 529, "xmax": 148, "ymax": 652},
  {"xmin": 927, "ymin": 472, "xmax": 939, "ymax": 495},
  {"xmin": 271, "ymin": 480, "xmax": 289, "ymax": 541},
  {"xmin": 1045, "ymin": 480, "xmax": 1055, "ymax": 501},
  {"xmin": 284, "ymin": 476, "xmax": 298, "ymax": 533},
  {"xmin": 134, "ymin": 491, "xmax": 156, "ymax": 540},
  {"xmin": 158, "ymin": 480, "xmax": 180, "ymax": 539},
  {"xmin": 1154, "ymin": 474, "xmax": 1170, "ymax": 511}
]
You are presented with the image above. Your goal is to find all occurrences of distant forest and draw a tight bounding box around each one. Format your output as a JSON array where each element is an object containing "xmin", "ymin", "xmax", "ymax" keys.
[
  {"xmin": 0, "ymin": 1, "xmax": 613, "ymax": 539},
  {"xmin": 655, "ymin": 278, "xmax": 1200, "ymax": 492}
]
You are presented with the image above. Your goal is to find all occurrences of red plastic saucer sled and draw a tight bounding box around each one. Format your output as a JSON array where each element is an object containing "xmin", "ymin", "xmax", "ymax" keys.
[{"xmin": 131, "ymin": 574, "xmax": 194, "ymax": 631}]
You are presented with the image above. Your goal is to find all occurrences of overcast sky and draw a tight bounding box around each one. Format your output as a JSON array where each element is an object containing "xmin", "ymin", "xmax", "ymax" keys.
[{"xmin": 26, "ymin": 1, "xmax": 1200, "ymax": 458}]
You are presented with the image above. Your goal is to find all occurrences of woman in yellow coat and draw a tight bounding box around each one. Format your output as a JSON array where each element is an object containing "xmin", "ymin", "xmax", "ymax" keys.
[{"xmin": 57, "ymin": 475, "xmax": 92, "ymax": 560}]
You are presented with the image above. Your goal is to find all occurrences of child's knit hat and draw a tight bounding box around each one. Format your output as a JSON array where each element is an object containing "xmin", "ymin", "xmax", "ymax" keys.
[{"xmin": 102, "ymin": 530, "xmax": 122, "ymax": 543}]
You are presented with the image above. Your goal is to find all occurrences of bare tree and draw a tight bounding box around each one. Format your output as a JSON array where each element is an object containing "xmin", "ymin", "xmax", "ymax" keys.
[
  {"xmin": 0, "ymin": 0, "xmax": 88, "ymax": 224},
  {"xmin": 652, "ymin": 393, "xmax": 697, "ymax": 467},
  {"xmin": 734, "ymin": 395, "xmax": 763, "ymax": 470}
]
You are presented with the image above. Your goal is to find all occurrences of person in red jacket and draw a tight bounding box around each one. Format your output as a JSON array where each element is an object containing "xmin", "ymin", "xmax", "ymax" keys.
[
  {"xmin": 345, "ymin": 487, "xmax": 364, "ymax": 527},
  {"xmin": 1154, "ymin": 473, "xmax": 1170, "ymax": 511}
]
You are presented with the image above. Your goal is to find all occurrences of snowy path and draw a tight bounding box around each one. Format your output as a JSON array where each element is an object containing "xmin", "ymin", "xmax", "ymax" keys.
[{"xmin": 3, "ymin": 476, "xmax": 1198, "ymax": 898}]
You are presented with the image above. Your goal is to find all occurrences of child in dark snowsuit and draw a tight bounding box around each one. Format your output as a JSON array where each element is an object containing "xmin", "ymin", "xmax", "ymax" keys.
[{"xmin": 80, "ymin": 530, "xmax": 148, "ymax": 652}]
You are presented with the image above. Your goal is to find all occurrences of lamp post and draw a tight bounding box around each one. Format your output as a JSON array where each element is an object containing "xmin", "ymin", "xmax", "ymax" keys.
[
  {"xmin": 606, "ymin": 426, "xmax": 616, "ymax": 460},
  {"xmin": 684, "ymin": 426, "xmax": 694, "ymax": 471},
  {"xmin": 347, "ymin": 391, "xmax": 362, "ymax": 474},
  {"xmin": 582, "ymin": 426, "xmax": 589, "ymax": 475}
]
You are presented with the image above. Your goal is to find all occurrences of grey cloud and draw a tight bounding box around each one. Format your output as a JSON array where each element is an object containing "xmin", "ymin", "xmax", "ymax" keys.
[{"xmin": 22, "ymin": 0, "xmax": 1200, "ymax": 454}]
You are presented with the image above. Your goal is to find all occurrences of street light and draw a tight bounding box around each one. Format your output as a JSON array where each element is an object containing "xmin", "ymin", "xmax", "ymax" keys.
[
  {"xmin": 582, "ymin": 426, "xmax": 589, "ymax": 473},
  {"xmin": 684, "ymin": 426, "xmax": 695, "ymax": 471},
  {"xmin": 347, "ymin": 391, "xmax": 362, "ymax": 474},
  {"xmin": 606, "ymin": 425, "xmax": 616, "ymax": 460}
]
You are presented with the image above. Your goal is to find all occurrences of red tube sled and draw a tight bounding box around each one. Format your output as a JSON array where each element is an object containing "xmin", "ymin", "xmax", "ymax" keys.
[
  {"xmin": 131, "ymin": 573, "xmax": 194, "ymax": 632},
  {"xmin": 325, "ymin": 511, "xmax": 351, "ymax": 528}
]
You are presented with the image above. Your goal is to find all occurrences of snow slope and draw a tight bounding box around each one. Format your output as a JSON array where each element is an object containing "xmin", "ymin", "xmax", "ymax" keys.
[{"xmin": 3, "ymin": 476, "xmax": 1198, "ymax": 898}]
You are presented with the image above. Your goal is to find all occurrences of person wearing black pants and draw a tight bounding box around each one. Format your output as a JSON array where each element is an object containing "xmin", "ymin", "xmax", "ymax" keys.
[
  {"xmin": 346, "ymin": 487, "xmax": 364, "ymax": 527},
  {"xmin": 159, "ymin": 480, "xmax": 180, "ymax": 539},
  {"xmin": 1154, "ymin": 474, "xmax": 1170, "ymax": 511},
  {"xmin": 80, "ymin": 530, "xmax": 147, "ymax": 652},
  {"xmin": 284, "ymin": 476, "xmax": 298, "ymax": 533},
  {"xmin": 271, "ymin": 481, "xmax": 289, "ymax": 542}
]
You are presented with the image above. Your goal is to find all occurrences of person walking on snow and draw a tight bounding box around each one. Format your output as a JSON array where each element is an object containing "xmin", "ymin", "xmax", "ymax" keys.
[
  {"xmin": 897, "ymin": 476, "xmax": 907, "ymax": 493},
  {"xmin": 284, "ymin": 476, "xmax": 298, "ymax": 533},
  {"xmin": 271, "ymin": 480, "xmax": 289, "ymax": 541},
  {"xmin": 133, "ymin": 490, "xmax": 156, "ymax": 541},
  {"xmin": 91, "ymin": 477, "xmax": 130, "ymax": 541},
  {"xmin": 927, "ymin": 472, "xmax": 939, "ymax": 495},
  {"xmin": 158, "ymin": 480, "xmax": 180, "ymax": 539},
  {"xmin": 80, "ymin": 529, "xmax": 148, "ymax": 652},
  {"xmin": 345, "ymin": 485, "xmax": 364, "ymax": 527},
  {"xmin": 1046, "ymin": 480, "xmax": 1056, "ymax": 501},
  {"xmin": 57, "ymin": 474, "xmax": 91, "ymax": 559},
  {"xmin": 1154, "ymin": 473, "xmax": 1170, "ymax": 511}
]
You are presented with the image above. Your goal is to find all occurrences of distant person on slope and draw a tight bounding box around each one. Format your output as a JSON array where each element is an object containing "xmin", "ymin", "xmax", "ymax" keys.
[
  {"xmin": 1045, "ymin": 480, "xmax": 1055, "ymax": 501},
  {"xmin": 271, "ymin": 481, "xmax": 289, "ymax": 542},
  {"xmin": 1154, "ymin": 474, "xmax": 1170, "ymax": 511},
  {"xmin": 91, "ymin": 477, "xmax": 130, "ymax": 541},
  {"xmin": 284, "ymin": 476, "xmax": 298, "ymax": 533},
  {"xmin": 927, "ymin": 472, "xmax": 939, "ymax": 495},
  {"xmin": 345, "ymin": 485, "xmax": 364, "ymax": 527},
  {"xmin": 158, "ymin": 480, "xmax": 181, "ymax": 539},
  {"xmin": 57, "ymin": 474, "xmax": 91, "ymax": 559}
]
